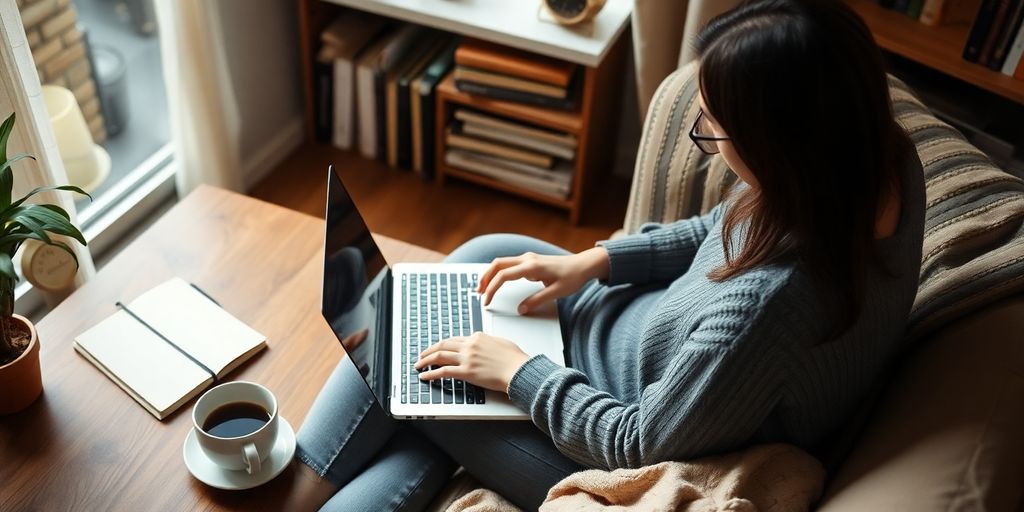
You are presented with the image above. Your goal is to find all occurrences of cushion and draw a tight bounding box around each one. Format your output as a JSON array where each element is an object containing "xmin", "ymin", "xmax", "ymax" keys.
[{"xmin": 816, "ymin": 295, "xmax": 1024, "ymax": 511}]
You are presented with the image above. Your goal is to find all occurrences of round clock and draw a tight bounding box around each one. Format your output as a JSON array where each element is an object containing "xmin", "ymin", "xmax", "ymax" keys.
[
  {"xmin": 21, "ymin": 240, "xmax": 78, "ymax": 293},
  {"xmin": 544, "ymin": 0, "xmax": 607, "ymax": 25}
]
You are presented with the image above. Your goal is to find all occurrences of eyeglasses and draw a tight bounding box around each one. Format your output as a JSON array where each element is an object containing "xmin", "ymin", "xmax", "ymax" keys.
[{"xmin": 689, "ymin": 109, "xmax": 730, "ymax": 155}]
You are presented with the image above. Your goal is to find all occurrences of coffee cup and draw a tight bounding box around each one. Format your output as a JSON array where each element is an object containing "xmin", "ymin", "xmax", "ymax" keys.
[{"xmin": 191, "ymin": 381, "xmax": 279, "ymax": 474}]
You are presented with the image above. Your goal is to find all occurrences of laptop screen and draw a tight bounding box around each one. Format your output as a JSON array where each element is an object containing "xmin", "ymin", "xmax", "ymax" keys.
[{"xmin": 321, "ymin": 166, "xmax": 391, "ymax": 408}]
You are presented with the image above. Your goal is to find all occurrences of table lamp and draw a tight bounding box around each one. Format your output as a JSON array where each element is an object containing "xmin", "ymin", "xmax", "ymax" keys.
[{"xmin": 41, "ymin": 85, "xmax": 110, "ymax": 194}]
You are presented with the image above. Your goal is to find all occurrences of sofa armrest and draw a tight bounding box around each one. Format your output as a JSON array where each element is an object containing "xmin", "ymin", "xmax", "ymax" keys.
[{"xmin": 818, "ymin": 295, "xmax": 1024, "ymax": 511}]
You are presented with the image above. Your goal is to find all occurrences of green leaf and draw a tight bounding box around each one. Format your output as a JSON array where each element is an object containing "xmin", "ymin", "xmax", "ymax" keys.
[
  {"xmin": 8, "ymin": 205, "xmax": 87, "ymax": 246},
  {"xmin": 0, "ymin": 113, "xmax": 14, "ymax": 163},
  {"xmin": 0, "ymin": 253, "xmax": 15, "ymax": 283},
  {"xmin": 37, "ymin": 203, "xmax": 71, "ymax": 220},
  {"xmin": 0, "ymin": 185, "xmax": 89, "ymax": 219},
  {"xmin": 14, "ymin": 214, "xmax": 54, "ymax": 246}
]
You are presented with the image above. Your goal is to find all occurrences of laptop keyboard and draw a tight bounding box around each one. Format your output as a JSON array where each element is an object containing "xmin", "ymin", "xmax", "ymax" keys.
[{"xmin": 400, "ymin": 272, "xmax": 486, "ymax": 405}]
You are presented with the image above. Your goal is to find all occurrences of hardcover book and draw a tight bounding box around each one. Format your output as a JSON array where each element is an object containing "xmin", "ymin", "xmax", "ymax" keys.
[
  {"xmin": 453, "ymin": 67, "xmax": 568, "ymax": 99},
  {"xmin": 455, "ymin": 78, "xmax": 580, "ymax": 111},
  {"xmin": 445, "ymin": 149, "xmax": 572, "ymax": 199},
  {"xmin": 454, "ymin": 38, "xmax": 577, "ymax": 87},
  {"xmin": 411, "ymin": 41, "xmax": 458, "ymax": 179},
  {"xmin": 446, "ymin": 127, "xmax": 554, "ymax": 168},
  {"xmin": 322, "ymin": 13, "xmax": 388, "ymax": 151},
  {"xmin": 454, "ymin": 109, "xmax": 578, "ymax": 149}
]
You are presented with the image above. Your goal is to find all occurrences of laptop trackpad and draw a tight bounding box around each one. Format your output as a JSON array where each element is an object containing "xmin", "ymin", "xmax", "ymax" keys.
[{"xmin": 490, "ymin": 315, "xmax": 565, "ymax": 366}]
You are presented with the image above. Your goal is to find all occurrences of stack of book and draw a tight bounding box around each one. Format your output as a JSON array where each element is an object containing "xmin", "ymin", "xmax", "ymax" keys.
[
  {"xmin": 314, "ymin": 12, "xmax": 458, "ymax": 179},
  {"xmin": 443, "ymin": 108, "xmax": 577, "ymax": 200},
  {"xmin": 882, "ymin": 0, "xmax": 980, "ymax": 25},
  {"xmin": 879, "ymin": 0, "xmax": 1024, "ymax": 78},
  {"xmin": 961, "ymin": 0, "xmax": 1024, "ymax": 76},
  {"xmin": 452, "ymin": 39, "xmax": 581, "ymax": 110}
]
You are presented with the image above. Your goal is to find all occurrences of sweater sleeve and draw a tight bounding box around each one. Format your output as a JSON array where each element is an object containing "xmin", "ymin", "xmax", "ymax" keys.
[
  {"xmin": 597, "ymin": 204, "xmax": 724, "ymax": 286},
  {"xmin": 507, "ymin": 286, "xmax": 784, "ymax": 469}
]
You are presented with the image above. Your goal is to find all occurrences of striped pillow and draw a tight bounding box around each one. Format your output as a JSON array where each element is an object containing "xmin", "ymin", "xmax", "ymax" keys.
[{"xmin": 622, "ymin": 64, "xmax": 1024, "ymax": 340}]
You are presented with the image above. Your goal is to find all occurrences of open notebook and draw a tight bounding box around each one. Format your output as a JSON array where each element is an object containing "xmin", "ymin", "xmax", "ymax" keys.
[{"xmin": 73, "ymin": 278, "xmax": 267, "ymax": 420}]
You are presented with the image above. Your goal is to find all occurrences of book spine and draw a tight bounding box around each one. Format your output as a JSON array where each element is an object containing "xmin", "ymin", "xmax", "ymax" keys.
[
  {"xmin": 455, "ymin": 80, "xmax": 578, "ymax": 111},
  {"xmin": 1002, "ymin": 19, "xmax": 1024, "ymax": 74},
  {"xmin": 920, "ymin": 0, "xmax": 947, "ymax": 24},
  {"xmin": 397, "ymin": 79, "xmax": 413, "ymax": 170},
  {"xmin": 421, "ymin": 88, "xmax": 437, "ymax": 181},
  {"xmin": 332, "ymin": 61, "xmax": 352, "ymax": 150},
  {"xmin": 989, "ymin": 0, "xmax": 1024, "ymax": 69},
  {"xmin": 964, "ymin": 0, "xmax": 1002, "ymax": 62},
  {"xmin": 880, "ymin": 0, "xmax": 896, "ymax": 9},
  {"xmin": 315, "ymin": 60, "xmax": 333, "ymax": 144},
  {"xmin": 893, "ymin": 0, "xmax": 911, "ymax": 13},
  {"xmin": 979, "ymin": 0, "xmax": 1014, "ymax": 65},
  {"xmin": 908, "ymin": 0, "xmax": 927, "ymax": 18},
  {"xmin": 374, "ymin": 69, "xmax": 387, "ymax": 161}
]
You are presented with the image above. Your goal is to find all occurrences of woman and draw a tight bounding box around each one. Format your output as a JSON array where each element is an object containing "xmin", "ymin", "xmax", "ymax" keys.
[{"xmin": 286, "ymin": 0, "xmax": 925, "ymax": 509}]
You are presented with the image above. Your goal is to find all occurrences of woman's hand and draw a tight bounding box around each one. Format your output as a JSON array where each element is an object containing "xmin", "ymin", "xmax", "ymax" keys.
[
  {"xmin": 478, "ymin": 247, "xmax": 610, "ymax": 314},
  {"xmin": 415, "ymin": 333, "xmax": 531, "ymax": 392}
]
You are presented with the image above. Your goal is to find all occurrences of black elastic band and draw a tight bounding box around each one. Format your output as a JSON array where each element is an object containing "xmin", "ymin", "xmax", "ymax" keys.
[
  {"xmin": 116, "ymin": 301, "xmax": 217, "ymax": 382},
  {"xmin": 189, "ymin": 283, "xmax": 221, "ymax": 307}
]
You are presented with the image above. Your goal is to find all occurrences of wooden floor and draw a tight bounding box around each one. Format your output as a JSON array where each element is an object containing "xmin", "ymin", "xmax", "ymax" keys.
[{"xmin": 250, "ymin": 143, "xmax": 631, "ymax": 254}]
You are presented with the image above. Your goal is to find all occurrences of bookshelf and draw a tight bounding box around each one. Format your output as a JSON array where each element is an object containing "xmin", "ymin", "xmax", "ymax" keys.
[
  {"xmin": 846, "ymin": 0, "xmax": 1024, "ymax": 104},
  {"xmin": 296, "ymin": 0, "xmax": 632, "ymax": 225}
]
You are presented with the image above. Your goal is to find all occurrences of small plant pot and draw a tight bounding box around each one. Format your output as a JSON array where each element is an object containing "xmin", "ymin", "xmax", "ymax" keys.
[{"xmin": 0, "ymin": 314, "xmax": 42, "ymax": 414}]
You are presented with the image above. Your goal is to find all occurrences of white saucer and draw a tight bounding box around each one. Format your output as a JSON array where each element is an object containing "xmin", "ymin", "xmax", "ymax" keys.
[{"xmin": 183, "ymin": 416, "xmax": 296, "ymax": 490}]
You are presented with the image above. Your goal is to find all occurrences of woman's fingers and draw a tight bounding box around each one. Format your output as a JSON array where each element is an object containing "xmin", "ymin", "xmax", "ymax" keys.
[
  {"xmin": 419, "ymin": 337, "xmax": 464, "ymax": 358},
  {"xmin": 418, "ymin": 364, "xmax": 469, "ymax": 381},
  {"xmin": 482, "ymin": 264, "xmax": 532, "ymax": 306},
  {"xmin": 517, "ymin": 283, "xmax": 564, "ymax": 314},
  {"xmin": 414, "ymin": 350, "xmax": 461, "ymax": 370},
  {"xmin": 477, "ymin": 256, "xmax": 522, "ymax": 293}
]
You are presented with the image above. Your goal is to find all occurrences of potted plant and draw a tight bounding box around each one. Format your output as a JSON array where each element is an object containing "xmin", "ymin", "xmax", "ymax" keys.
[{"xmin": 0, "ymin": 112, "xmax": 88, "ymax": 414}]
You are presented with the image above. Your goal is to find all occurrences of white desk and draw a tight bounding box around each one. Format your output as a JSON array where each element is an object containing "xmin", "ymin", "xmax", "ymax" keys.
[{"xmin": 321, "ymin": 0, "xmax": 632, "ymax": 67}]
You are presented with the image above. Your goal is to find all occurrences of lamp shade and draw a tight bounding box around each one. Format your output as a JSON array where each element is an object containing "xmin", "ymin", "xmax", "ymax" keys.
[{"xmin": 41, "ymin": 85, "xmax": 110, "ymax": 193}]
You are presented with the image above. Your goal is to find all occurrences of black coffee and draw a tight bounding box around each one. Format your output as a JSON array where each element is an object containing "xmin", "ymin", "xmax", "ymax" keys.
[{"xmin": 202, "ymin": 401, "xmax": 271, "ymax": 438}]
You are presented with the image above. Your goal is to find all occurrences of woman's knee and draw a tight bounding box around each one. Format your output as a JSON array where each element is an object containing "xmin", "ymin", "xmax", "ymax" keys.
[{"xmin": 445, "ymin": 234, "xmax": 569, "ymax": 264}]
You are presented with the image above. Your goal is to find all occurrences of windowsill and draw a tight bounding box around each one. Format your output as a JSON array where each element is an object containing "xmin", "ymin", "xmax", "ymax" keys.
[{"xmin": 17, "ymin": 159, "xmax": 178, "ymax": 322}]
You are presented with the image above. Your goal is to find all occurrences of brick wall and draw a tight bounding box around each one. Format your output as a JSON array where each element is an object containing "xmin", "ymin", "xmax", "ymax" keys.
[{"xmin": 18, "ymin": 0, "xmax": 106, "ymax": 144}]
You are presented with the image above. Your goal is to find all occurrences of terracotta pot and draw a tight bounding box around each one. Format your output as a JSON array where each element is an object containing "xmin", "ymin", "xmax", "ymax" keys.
[{"xmin": 0, "ymin": 314, "xmax": 42, "ymax": 414}]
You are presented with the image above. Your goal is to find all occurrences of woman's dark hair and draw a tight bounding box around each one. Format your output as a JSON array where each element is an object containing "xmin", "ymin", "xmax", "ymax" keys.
[{"xmin": 696, "ymin": 0, "xmax": 915, "ymax": 335}]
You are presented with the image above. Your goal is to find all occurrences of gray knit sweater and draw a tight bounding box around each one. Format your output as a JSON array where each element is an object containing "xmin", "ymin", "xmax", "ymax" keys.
[{"xmin": 508, "ymin": 162, "xmax": 925, "ymax": 470}]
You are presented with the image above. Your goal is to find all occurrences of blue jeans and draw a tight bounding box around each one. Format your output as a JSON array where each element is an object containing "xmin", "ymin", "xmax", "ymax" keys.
[{"xmin": 296, "ymin": 234, "xmax": 585, "ymax": 511}]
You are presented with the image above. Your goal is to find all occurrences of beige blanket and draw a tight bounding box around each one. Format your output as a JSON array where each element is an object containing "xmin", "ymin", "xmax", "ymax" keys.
[{"xmin": 446, "ymin": 444, "xmax": 824, "ymax": 512}]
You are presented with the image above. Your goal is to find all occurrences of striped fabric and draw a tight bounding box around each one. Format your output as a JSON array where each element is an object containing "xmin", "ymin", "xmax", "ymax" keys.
[{"xmin": 621, "ymin": 63, "xmax": 1024, "ymax": 340}]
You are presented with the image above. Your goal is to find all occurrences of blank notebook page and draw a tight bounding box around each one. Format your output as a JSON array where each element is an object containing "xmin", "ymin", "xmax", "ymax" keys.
[
  {"xmin": 128, "ymin": 278, "xmax": 265, "ymax": 376},
  {"xmin": 75, "ymin": 310, "xmax": 211, "ymax": 414}
]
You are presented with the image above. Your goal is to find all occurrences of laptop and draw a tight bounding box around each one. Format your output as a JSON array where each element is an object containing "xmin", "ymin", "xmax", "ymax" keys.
[{"xmin": 321, "ymin": 166, "xmax": 565, "ymax": 419}]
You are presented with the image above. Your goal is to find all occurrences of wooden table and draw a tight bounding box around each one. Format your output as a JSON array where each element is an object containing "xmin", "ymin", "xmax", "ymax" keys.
[{"xmin": 0, "ymin": 186, "xmax": 444, "ymax": 511}]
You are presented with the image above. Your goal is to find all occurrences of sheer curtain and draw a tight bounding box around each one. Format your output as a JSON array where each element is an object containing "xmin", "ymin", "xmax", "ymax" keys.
[
  {"xmin": 632, "ymin": 0, "xmax": 743, "ymax": 114},
  {"xmin": 154, "ymin": 0, "xmax": 244, "ymax": 195}
]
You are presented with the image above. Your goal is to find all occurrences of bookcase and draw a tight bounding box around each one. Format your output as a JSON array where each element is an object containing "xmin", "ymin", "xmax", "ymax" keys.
[
  {"xmin": 845, "ymin": 0, "xmax": 1024, "ymax": 104},
  {"xmin": 296, "ymin": 0, "xmax": 633, "ymax": 225}
]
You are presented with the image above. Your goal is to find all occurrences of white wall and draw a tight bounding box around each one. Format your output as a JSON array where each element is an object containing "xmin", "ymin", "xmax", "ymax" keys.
[{"xmin": 211, "ymin": 0, "xmax": 304, "ymax": 188}]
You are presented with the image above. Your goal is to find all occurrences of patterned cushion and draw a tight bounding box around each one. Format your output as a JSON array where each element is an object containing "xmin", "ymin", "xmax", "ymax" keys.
[{"xmin": 621, "ymin": 63, "xmax": 1024, "ymax": 340}]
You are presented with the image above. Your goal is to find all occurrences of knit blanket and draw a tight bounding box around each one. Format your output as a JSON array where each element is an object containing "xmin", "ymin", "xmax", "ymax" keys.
[{"xmin": 445, "ymin": 444, "xmax": 824, "ymax": 512}]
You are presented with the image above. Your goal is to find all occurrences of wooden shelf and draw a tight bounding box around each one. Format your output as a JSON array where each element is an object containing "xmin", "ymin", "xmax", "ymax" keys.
[
  {"xmin": 846, "ymin": 0, "xmax": 1024, "ymax": 104},
  {"xmin": 317, "ymin": 0, "xmax": 633, "ymax": 67},
  {"xmin": 435, "ymin": 74, "xmax": 584, "ymax": 134}
]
